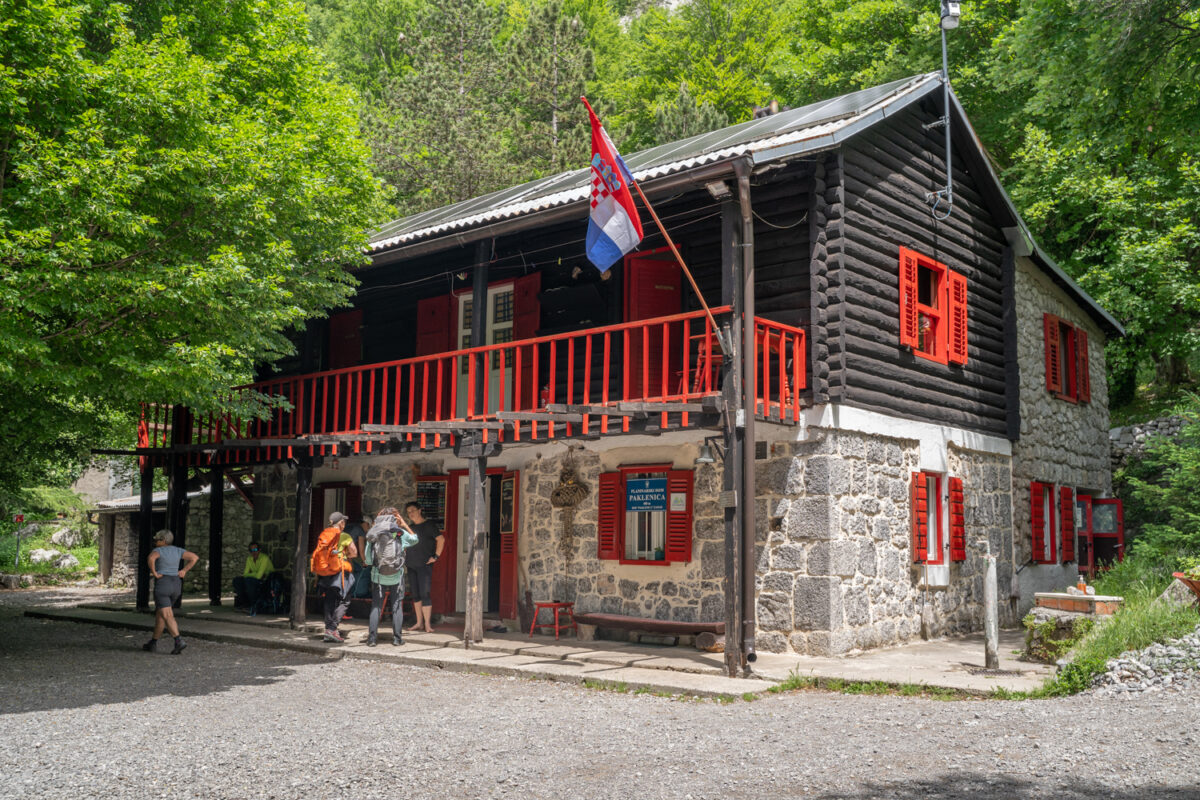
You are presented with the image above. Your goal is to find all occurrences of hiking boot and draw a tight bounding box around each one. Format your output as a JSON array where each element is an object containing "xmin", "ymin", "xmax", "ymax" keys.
[
  {"xmin": 367, "ymin": 635, "xmax": 377, "ymax": 647},
  {"xmin": 392, "ymin": 636, "xmax": 403, "ymax": 646},
  {"xmin": 170, "ymin": 639, "xmax": 187, "ymax": 655},
  {"xmin": 323, "ymin": 629, "xmax": 344, "ymax": 643},
  {"xmin": 142, "ymin": 638, "xmax": 157, "ymax": 652}
]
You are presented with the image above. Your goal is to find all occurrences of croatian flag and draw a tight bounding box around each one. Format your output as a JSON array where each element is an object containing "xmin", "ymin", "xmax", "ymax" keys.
[{"xmin": 582, "ymin": 97, "xmax": 643, "ymax": 272}]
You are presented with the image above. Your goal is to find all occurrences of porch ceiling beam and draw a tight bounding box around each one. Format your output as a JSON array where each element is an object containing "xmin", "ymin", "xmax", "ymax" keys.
[
  {"xmin": 362, "ymin": 421, "xmax": 509, "ymax": 433},
  {"xmin": 545, "ymin": 403, "xmax": 640, "ymax": 417},
  {"xmin": 617, "ymin": 400, "xmax": 711, "ymax": 414},
  {"xmin": 494, "ymin": 411, "xmax": 585, "ymax": 423}
]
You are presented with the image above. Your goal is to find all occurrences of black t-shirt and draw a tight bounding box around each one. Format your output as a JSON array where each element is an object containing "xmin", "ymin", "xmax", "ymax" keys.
[{"xmin": 407, "ymin": 519, "xmax": 440, "ymax": 567}]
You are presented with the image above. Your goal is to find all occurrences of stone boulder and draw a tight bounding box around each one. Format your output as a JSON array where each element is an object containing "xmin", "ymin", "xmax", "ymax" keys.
[
  {"xmin": 1157, "ymin": 579, "xmax": 1200, "ymax": 610},
  {"xmin": 0, "ymin": 574, "xmax": 20, "ymax": 590},
  {"xmin": 54, "ymin": 553, "xmax": 81, "ymax": 570},
  {"xmin": 50, "ymin": 527, "xmax": 83, "ymax": 549},
  {"xmin": 29, "ymin": 548, "xmax": 61, "ymax": 565},
  {"xmin": 1023, "ymin": 606, "xmax": 1096, "ymax": 664}
]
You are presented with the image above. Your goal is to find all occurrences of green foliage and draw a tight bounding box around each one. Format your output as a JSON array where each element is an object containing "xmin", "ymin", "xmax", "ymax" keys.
[
  {"xmin": 1040, "ymin": 592, "xmax": 1199, "ymax": 696},
  {"xmin": 1116, "ymin": 414, "xmax": 1200, "ymax": 561},
  {"xmin": 0, "ymin": 519, "xmax": 98, "ymax": 578},
  {"xmin": 650, "ymin": 82, "xmax": 729, "ymax": 145},
  {"xmin": 1022, "ymin": 612, "xmax": 1094, "ymax": 664},
  {"xmin": 0, "ymin": 0, "xmax": 384, "ymax": 508}
]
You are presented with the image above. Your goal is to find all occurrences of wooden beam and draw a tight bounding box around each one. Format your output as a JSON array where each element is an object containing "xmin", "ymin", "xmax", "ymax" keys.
[
  {"xmin": 208, "ymin": 465, "xmax": 223, "ymax": 606},
  {"xmin": 495, "ymin": 411, "xmax": 584, "ymax": 423},
  {"xmin": 290, "ymin": 459, "xmax": 313, "ymax": 631},
  {"xmin": 465, "ymin": 239, "xmax": 489, "ymax": 647},
  {"xmin": 546, "ymin": 403, "xmax": 639, "ymax": 417},
  {"xmin": 362, "ymin": 421, "xmax": 509, "ymax": 433},
  {"xmin": 136, "ymin": 464, "xmax": 155, "ymax": 611}
]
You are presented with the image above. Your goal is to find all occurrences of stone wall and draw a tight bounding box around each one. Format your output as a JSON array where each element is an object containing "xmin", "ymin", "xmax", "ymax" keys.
[
  {"xmin": 1110, "ymin": 415, "xmax": 1188, "ymax": 472},
  {"xmin": 184, "ymin": 491, "xmax": 255, "ymax": 595},
  {"xmin": 108, "ymin": 514, "xmax": 136, "ymax": 586},
  {"xmin": 755, "ymin": 429, "xmax": 1013, "ymax": 656},
  {"xmin": 520, "ymin": 445, "xmax": 725, "ymax": 626},
  {"xmin": 1011, "ymin": 257, "xmax": 1111, "ymax": 606}
]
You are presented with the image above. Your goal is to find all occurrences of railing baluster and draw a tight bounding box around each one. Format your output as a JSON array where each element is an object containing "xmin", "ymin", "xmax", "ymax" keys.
[
  {"xmin": 566, "ymin": 336, "xmax": 574, "ymax": 437},
  {"xmin": 532, "ymin": 344, "xmax": 540, "ymax": 439},
  {"xmin": 660, "ymin": 320, "xmax": 669, "ymax": 427},
  {"xmin": 602, "ymin": 331, "xmax": 611, "ymax": 434},
  {"xmin": 583, "ymin": 334, "xmax": 593, "ymax": 435},
  {"xmin": 514, "ymin": 346, "xmax": 523, "ymax": 441},
  {"xmin": 548, "ymin": 340, "xmax": 557, "ymax": 439}
]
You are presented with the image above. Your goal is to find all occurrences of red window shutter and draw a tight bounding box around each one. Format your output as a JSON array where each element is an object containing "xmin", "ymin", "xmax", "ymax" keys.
[
  {"xmin": 1060, "ymin": 486, "xmax": 1075, "ymax": 563},
  {"xmin": 947, "ymin": 270, "xmax": 968, "ymax": 365},
  {"xmin": 416, "ymin": 295, "xmax": 456, "ymax": 356},
  {"xmin": 1031, "ymin": 481, "xmax": 1053, "ymax": 564},
  {"xmin": 663, "ymin": 470, "xmax": 694, "ymax": 562},
  {"xmin": 949, "ymin": 477, "xmax": 966, "ymax": 561},
  {"xmin": 899, "ymin": 248, "xmax": 920, "ymax": 349},
  {"xmin": 597, "ymin": 472, "xmax": 622, "ymax": 560},
  {"xmin": 911, "ymin": 471, "xmax": 928, "ymax": 563},
  {"xmin": 1076, "ymin": 328, "xmax": 1091, "ymax": 403},
  {"xmin": 1043, "ymin": 314, "xmax": 1063, "ymax": 394}
]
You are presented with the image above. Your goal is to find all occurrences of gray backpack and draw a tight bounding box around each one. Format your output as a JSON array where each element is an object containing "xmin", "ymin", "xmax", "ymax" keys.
[{"xmin": 367, "ymin": 517, "xmax": 406, "ymax": 576}]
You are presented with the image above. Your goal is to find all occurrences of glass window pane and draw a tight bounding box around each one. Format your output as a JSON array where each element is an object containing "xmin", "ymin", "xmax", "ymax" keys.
[
  {"xmin": 493, "ymin": 290, "xmax": 514, "ymax": 324},
  {"xmin": 1092, "ymin": 504, "xmax": 1118, "ymax": 534}
]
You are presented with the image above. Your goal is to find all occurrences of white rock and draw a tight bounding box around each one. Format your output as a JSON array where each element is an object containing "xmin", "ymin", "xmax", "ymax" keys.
[
  {"xmin": 29, "ymin": 548, "xmax": 61, "ymax": 565},
  {"xmin": 50, "ymin": 528, "xmax": 83, "ymax": 548},
  {"xmin": 54, "ymin": 553, "xmax": 80, "ymax": 570}
]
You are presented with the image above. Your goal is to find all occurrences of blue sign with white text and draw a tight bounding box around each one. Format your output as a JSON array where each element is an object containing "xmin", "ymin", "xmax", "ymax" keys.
[{"xmin": 626, "ymin": 478, "xmax": 668, "ymax": 511}]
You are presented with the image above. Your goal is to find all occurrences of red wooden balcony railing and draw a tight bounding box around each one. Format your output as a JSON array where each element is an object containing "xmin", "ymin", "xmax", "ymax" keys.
[{"xmin": 139, "ymin": 309, "xmax": 806, "ymax": 464}]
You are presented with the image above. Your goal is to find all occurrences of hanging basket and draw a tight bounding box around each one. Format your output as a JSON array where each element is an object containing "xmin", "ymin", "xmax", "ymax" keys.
[{"xmin": 550, "ymin": 466, "xmax": 589, "ymax": 509}]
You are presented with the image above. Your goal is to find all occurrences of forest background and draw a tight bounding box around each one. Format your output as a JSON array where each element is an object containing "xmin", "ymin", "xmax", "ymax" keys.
[{"xmin": 1, "ymin": 0, "xmax": 1198, "ymax": 517}]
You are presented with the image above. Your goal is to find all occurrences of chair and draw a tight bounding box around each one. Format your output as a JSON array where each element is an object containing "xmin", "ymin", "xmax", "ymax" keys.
[{"xmin": 250, "ymin": 571, "xmax": 290, "ymax": 616}]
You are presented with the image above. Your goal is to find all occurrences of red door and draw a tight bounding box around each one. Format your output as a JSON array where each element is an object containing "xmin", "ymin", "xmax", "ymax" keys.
[
  {"xmin": 328, "ymin": 310, "xmax": 363, "ymax": 370},
  {"xmin": 624, "ymin": 250, "xmax": 682, "ymax": 399},
  {"xmin": 415, "ymin": 295, "xmax": 456, "ymax": 420},
  {"xmin": 1091, "ymin": 498, "xmax": 1125, "ymax": 570},
  {"xmin": 415, "ymin": 475, "xmax": 454, "ymax": 614}
]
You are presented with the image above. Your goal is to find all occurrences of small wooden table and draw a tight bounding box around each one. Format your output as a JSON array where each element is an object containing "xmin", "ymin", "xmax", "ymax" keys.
[{"xmin": 529, "ymin": 601, "xmax": 577, "ymax": 639}]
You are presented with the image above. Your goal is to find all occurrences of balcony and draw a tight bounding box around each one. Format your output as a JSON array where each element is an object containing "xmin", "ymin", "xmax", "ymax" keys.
[{"xmin": 140, "ymin": 309, "xmax": 806, "ymax": 465}]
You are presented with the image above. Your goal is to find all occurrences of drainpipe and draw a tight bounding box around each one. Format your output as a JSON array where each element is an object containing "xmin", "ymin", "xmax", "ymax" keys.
[{"xmin": 735, "ymin": 158, "xmax": 757, "ymax": 668}]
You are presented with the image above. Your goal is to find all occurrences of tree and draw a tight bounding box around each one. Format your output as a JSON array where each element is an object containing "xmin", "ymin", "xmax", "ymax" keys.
[
  {"xmin": 367, "ymin": 0, "xmax": 514, "ymax": 213},
  {"xmin": 650, "ymin": 82, "xmax": 729, "ymax": 145},
  {"xmin": 0, "ymin": 0, "xmax": 384, "ymax": 506},
  {"xmin": 508, "ymin": 0, "xmax": 595, "ymax": 176}
]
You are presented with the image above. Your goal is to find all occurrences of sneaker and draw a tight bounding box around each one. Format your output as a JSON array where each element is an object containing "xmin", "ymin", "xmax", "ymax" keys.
[
  {"xmin": 142, "ymin": 638, "xmax": 157, "ymax": 652},
  {"xmin": 323, "ymin": 629, "xmax": 344, "ymax": 643},
  {"xmin": 392, "ymin": 636, "xmax": 403, "ymax": 646},
  {"xmin": 367, "ymin": 636, "xmax": 377, "ymax": 647},
  {"xmin": 170, "ymin": 640, "xmax": 187, "ymax": 655}
]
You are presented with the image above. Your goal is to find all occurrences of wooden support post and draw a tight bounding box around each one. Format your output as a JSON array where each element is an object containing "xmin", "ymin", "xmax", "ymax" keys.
[
  {"xmin": 720, "ymin": 194, "xmax": 744, "ymax": 678},
  {"xmin": 736, "ymin": 158, "xmax": 757, "ymax": 673},
  {"xmin": 208, "ymin": 465, "xmax": 223, "ymax": 605},
  {"xmin": 464, "ymin": 239, "xmax": 490, "ymax": 646},
  {"xmin": 290, "ymin": 458, "xmax": 313, "ymax": 630},
  {"xmin": 136, "ymin": 463, "xmax": 155, "ymax": 611}
]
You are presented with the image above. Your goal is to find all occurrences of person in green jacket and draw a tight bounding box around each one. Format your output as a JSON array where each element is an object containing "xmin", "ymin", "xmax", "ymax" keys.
[
  {"xmin": 363, "ymin": 507, "xmax": 418, "ymax": 647},
  {"xmin": 233, "ymin": 541, "xmax": 274, "ymax": 612}
]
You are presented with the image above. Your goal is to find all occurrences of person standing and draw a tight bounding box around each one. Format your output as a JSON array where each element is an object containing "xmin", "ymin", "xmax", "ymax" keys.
[
  {"xmin": 311, "ymin": 511, "xmax": 357, "ymax": 643},
  {"xmin": 363, "ymin": 507, "xmax": 418, "ymax": 646},
  {"xmin": 403, "ymin": 501, "xmax": 443, "ymax": 634},
  {"xmin": 233, "ymin": 541, "xmax": 274, "ymax": 612},
  {"xmin": 142, "ymin": 530, "xmax": 199, "ymax": 654}
]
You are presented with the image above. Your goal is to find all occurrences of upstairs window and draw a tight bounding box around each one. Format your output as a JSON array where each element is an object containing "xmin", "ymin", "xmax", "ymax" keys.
[
  {"xmin": 899, "ymin": 247, "xmax": 968, "ymax": 366},
  {"xmin": 1043, "ymin": 313, "xmax": 1091, "ymax": 403}
]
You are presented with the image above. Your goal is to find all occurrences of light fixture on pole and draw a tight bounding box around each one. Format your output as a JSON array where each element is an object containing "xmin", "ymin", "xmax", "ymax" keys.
[{"xmin": 925, "ymin": 1, "xmax": 961, "ymax": 220}]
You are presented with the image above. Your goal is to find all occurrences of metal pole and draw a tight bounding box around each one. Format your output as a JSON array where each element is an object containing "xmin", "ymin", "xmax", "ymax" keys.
[
  {"xmin": 735, "ymin": 158, "xmax": 757, "ymax": 671},
  {"xmin": 941, "ymin": 26, "xmax": 953, "ymax": 209}
]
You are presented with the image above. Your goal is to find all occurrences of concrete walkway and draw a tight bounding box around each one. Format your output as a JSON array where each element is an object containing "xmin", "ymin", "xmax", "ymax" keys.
[{"xmin": 27, "ymin": 597, "xmax": 1054, "ymax": 696}]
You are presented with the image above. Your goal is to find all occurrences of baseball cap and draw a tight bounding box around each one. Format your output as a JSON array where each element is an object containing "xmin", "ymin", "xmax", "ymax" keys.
[{"xmin": 329, "ymin": 511, "xmax": 349, "ymax": 524}]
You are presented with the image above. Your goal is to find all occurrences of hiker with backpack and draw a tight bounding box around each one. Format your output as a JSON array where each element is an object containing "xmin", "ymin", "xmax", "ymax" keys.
[
  {"xmin": 363, "ymin": 506, "xmax": 418, "ymax": 646},
  {"xmin": 310, "ymin": 511, "xmax": 358, "ymax": 643}
]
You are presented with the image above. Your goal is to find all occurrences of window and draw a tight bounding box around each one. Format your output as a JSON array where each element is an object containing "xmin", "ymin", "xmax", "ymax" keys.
[
  {"xmin": 1030, "ymin": 481, "xmax": 1057, "ymax": 564},
  {"xmin": 598, "ymin": 467, "xmax": 694, "ymax": 564},
  {"xmin": 899, "ymin": 247, "xmax": 968, "ymax": 366},
  {"xmin": 1043, "ymin": 314, "xmax": 1091, "ymax": 403},
  {"xmin": 911, "ymin": 471, "xmax": 944, "ymax": 564}
]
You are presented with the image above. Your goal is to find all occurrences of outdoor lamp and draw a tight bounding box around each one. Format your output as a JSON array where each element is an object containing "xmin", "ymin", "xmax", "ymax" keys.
[{"xmin": 940, "ymin": 0, "xmax": 960, "ymax": 29}]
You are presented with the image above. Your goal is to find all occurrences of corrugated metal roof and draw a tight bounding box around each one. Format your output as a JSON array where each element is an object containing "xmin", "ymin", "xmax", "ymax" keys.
[{"xmin": 368, "ymin": 74, "xmax": 941, "ymax": 252}]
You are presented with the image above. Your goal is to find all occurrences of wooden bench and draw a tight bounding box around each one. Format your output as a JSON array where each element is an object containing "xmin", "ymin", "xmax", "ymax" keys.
[{"xmin": 572, "ymin": 612, "xmax": 725, "ymax": 649}]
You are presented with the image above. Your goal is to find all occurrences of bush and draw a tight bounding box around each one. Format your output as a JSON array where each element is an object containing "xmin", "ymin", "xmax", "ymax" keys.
[{"xmin": 1117, "ymin": 413, "xmax": 1200, "ymax": 562}]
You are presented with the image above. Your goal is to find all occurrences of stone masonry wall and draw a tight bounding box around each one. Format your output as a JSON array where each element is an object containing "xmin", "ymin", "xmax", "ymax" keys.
[
  {"xmin": 1110, "ymin": 415, "xmax": 1188, "ymax": 472},
  {"xmin": 755, "ymin": 429, "xmax": 1013, "ymax": 656},
  {"xmin": 521, "ymin": 445, "xmax": 725, "ymax": 625},
  {"xmin": 184, "ymin": 492, "xmax": 255, "ymax": 595},
  {"xmin": 1011, "ymin": 257, "xmax": 1111, "ymax": 605}
]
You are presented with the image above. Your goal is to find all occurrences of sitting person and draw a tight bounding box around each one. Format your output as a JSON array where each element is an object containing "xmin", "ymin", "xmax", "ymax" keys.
[{"xmin": 232, "ymin": 541, "xmax": 274, "ymax": 611}]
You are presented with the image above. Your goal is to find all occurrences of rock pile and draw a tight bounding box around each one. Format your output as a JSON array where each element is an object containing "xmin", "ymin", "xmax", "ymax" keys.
[{"xmin": 1089, "ymin": 624, "xmax": 1200, "ymax": 695}]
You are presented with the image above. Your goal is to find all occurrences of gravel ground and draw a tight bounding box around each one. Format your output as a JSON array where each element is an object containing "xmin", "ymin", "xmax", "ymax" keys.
[{"xmin": 1, "ymin": 588, "xmax": 1198, "ymax": 800}]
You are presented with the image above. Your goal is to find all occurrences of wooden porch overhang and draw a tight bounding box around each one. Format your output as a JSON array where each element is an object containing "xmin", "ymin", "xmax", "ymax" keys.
[{"xmin": 136, "ymin": 308, "xmax": 807, "ymax": 467}]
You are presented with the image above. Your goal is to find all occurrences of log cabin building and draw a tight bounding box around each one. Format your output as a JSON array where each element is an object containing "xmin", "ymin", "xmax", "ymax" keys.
[{"xmin": 129, "ymin": 74, "xmax": 1124, "ymax": 669}]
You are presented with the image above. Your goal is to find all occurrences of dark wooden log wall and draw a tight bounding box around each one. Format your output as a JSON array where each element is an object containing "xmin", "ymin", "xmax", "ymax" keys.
[{"xmin": 828, "ymin": 98, "xmax": 1009, "ymax": 436}]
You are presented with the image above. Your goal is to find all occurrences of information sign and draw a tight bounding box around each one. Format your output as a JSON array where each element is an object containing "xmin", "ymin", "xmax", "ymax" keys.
[{"xmin": 626, "ymin": 478, "xmax": 667, "ymax": 512}]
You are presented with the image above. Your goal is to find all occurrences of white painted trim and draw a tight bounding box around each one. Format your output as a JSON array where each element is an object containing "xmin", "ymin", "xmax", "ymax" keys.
[{"xmin": 799, "ymin": 403, "xmax": 1011, "ymax": 472}]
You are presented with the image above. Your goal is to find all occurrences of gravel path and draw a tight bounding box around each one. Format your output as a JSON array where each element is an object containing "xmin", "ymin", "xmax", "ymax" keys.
[{"xmin": 1, "ymin": 589, "xmax": 1197, "ymax": 799}]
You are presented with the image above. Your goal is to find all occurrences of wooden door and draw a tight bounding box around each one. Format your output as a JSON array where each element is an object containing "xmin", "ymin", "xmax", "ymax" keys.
[
  {"xmin": 624, "ymin": 251, "xmax": 681, "ymax": 399},
  {"xmin": 328, "ymin": 310, "xmax": 363, "ymax": 370},
  {"xmin": 498, "ymin": 471, "xmax": 519, "ymax": 620}
]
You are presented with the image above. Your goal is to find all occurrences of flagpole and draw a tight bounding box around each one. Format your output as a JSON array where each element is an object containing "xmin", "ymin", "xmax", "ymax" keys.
[{"xmin": 629, "ymin": 182, "xmax": 729, "ymax": 357}]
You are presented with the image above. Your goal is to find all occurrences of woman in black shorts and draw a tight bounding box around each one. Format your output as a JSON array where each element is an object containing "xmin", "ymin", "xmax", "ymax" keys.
[{"xmin": 143, "ymin": 530, "xmax": 199, "ymax": 654}]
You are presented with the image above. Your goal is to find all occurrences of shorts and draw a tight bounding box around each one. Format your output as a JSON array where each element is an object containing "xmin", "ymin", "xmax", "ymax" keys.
[
  {"xmin": 407, "ymin": 564, "xmax": 433, "ymax": 605},
  {"xmin": 153, "ymin": 575, "xmax": 182, "ymax": 609}
]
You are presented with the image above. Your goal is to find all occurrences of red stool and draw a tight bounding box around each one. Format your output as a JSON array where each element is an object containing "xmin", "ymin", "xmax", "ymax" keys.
[{"xmin": 529, "ymin": 601, "xmax": 577, "ymax": 639}]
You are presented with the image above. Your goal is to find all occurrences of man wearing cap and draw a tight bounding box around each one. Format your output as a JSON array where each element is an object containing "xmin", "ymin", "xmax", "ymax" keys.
[{"xmin": 313, "ymin": 511, "xmax": 358, "ymax": 642}]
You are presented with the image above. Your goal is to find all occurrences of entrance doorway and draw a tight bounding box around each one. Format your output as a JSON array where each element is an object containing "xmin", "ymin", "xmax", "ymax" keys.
[
  {"xmin": 624, "ymin": 249, "xmax": 682, "ymax": 398},
  {"xmin": 456, "ymin": 284, "xmax": 515, "ymax": 416},
  {"xmin": 443, "ymin": 469, "xmax": 520, "ymax": 620}
]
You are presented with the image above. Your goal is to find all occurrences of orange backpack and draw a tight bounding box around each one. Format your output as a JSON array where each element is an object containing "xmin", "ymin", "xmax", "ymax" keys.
[{"xmin": 310, "ymin": 527, "xmax": 348, "ymax": 576}]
